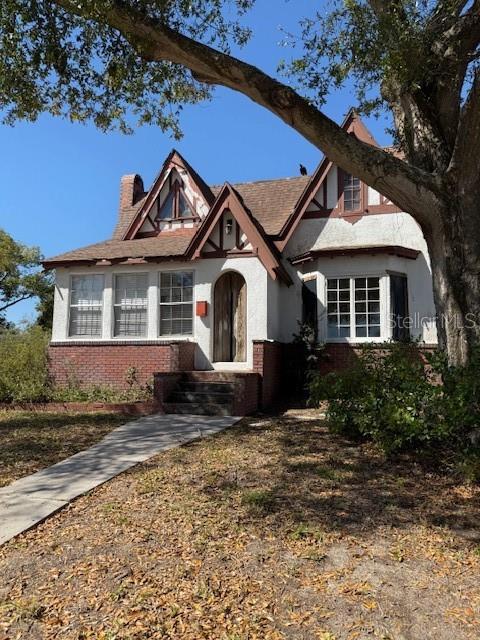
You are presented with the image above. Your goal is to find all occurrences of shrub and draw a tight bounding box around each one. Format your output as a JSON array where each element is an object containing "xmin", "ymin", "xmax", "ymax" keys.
[
  {"xmin": 309, "ymin": 343, "xmax": 480, "ymax": 477},
  {"xmin": 0, "ymin": 326, "xmax": 51, "ymax": 402},
  {"xmin": 308, "ymin": 343, "xmax": 445, "ymax": 455}
]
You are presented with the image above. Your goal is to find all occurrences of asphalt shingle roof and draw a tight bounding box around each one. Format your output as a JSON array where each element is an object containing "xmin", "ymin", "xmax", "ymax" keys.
[{"xmin": 44, "ymin": 175, "xmax": 310, "ymax": 265}]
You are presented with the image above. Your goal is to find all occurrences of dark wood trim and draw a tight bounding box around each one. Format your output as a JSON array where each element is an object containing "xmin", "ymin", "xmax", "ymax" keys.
[
  {"xmin": 289, "ymin": 245, "xmax": 420, "ymax": 265},
  {"xmin": 303, "ymin": 208, "xmax": 332, "ymax": 219},
  {"xmin": 123, "ymin": 150, "xmax": 213, "ymax": 240},
  {"xmin": 219, "ymin": 215, "xmax": 224, "ymax": 250},
  {"xmin": 186, "ymin": 184, "xmax": 292, "ymax": 285},
  {"xmin": 201, "ymin": 249, "xmax": 255, "ymax": 259},
  {"xmin": 205, "ymin": 237, "xmax": 220, "ymax": 251},
  {"xmin": 276, "ymin": 111, "xmax": 384, "ymax": 249}
]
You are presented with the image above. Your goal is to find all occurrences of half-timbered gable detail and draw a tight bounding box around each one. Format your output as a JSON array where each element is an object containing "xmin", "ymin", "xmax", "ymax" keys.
[
  {"xmin": 124, "ymin": 150, "xmax": 214, "ymax": 239},
  {"xmin": 188, "ymin": 183, "xmax": 291, "ymax": 284}
]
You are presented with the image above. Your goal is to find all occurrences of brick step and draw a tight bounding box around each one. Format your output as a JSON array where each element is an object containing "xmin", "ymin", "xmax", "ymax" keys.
[
  {"xmin": 163, "ymin": 402, "xmax": 233, "ymax": 416},
  {"xmin": 169, "ymin": 391, "xmax": 233, "ymax": 404},
  {"xmin": 183, "ymin": 371, "xmax": 251, "ymax": 382},
  {"xmin": 179, "ymin": 381, "xmax": 234, "ymax": 394}
]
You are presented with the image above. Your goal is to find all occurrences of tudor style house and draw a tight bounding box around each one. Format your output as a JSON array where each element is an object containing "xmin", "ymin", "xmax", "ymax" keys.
[{"xmin": 44, "ymin": 111, "xmax": 437, "ymax": 415}]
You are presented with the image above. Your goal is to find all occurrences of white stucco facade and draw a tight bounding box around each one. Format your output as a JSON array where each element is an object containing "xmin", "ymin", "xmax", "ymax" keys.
[
  {"xmin": 52, "ymin": 256, "xmax": 270, "ymax": 370},
  {"xmin": 52, "ymin": 205, "xmax": 438, "ymax": 372}
]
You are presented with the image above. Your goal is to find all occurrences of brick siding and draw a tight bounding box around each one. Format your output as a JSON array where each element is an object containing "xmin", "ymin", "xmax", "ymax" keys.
[
  {"xmin": 319, "ymin": 343, "xmax": 438, "ymax": 375},
  {"xmin": 253, "ymin": 340, "xmax": 284, "ymax": 410},
  {"xmin": 48, "ymin": 341, "xmax": 196, "ymax": 389}
]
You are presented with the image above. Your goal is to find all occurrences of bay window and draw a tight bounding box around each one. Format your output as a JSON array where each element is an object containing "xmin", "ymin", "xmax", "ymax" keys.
[
  {"xmin": 114, "ymin": 273, "xmax": 148, "ymax": 337},
  {"xmin": 159, "ymin": 271, "xmax": 193, "ymax": 336},
  {"xmin": 326, "ymin": 274, "xmax": 409, "ymax": 341},
  {"xmin": 69, "ymin": 274, "xmax": 104, "ymax": 337}
]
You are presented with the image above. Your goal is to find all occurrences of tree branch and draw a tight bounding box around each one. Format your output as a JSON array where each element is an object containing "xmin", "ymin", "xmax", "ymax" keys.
[
  {"xmin": 0, "ymin": 294, "xmax": 33, "ymax": 313},
  {"xmin": 448, "ymin": 65, "xmax": 480, "ymax": 184},
  {"xmin": 52, "ymin": 0, "xmax": 443, "ymax": 225}
]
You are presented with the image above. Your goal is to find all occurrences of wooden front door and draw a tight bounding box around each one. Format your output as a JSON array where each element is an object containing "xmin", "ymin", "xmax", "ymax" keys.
[{"xmin": 213, "ymin": 272, "xmax": 247, "ymax": 362}]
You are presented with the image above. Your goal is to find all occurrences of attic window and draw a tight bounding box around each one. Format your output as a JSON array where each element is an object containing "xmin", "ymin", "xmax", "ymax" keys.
[
  {"xmin": 156, "ymin": 179, "xmax": 195, "ymax": 221},
  {"xmin": 343, "ymin": 173, "xmax": 361, "ymax": 211}
]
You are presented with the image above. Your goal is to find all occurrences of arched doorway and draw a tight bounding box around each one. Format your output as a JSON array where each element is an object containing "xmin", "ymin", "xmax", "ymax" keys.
[{"xmin": 213, "ymin": 272, "xmax": 247, "ymax": 362}]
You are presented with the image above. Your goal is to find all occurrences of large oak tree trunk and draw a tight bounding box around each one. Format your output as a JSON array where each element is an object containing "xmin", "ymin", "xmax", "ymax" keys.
[{"xmin": 425, "ymin": 202, "xmax": 480, "ymax": 366}]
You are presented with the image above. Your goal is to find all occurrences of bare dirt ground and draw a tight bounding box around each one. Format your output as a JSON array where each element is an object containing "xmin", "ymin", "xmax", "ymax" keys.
[{"xmin": 0, "ymin": 409, "xmax": 479, "ymax": 640}]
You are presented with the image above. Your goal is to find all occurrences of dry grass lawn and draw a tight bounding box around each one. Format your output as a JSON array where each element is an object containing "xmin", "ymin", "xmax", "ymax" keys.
[
  {"xmin": 0, "ymin": 409, "xmax": 479, "ymax": 639},
  {"xmin": 0, "ymin": 410, "xmax": 127, "ymax": 487}
]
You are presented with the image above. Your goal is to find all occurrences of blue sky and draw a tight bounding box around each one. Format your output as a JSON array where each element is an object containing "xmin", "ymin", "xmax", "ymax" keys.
[{"xmin": 0, "ymin": 0, "xmax": 390, "ymax": 324}]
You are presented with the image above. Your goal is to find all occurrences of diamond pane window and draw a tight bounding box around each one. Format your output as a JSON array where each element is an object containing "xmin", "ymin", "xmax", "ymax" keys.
[
  {"xmin": 114, "ymin": 273, "xmax": 148, "ymax": 337},
  {"xmin": 69, "ymin": 275, "xmax": 104, "ymax": 337},
  {"xmin": 159, "ymin": 271, "xmax": 193, "ymax": 336},
  {"xmin": 343, "ymin": 173, "xmax": 361, "ymax": 211}
]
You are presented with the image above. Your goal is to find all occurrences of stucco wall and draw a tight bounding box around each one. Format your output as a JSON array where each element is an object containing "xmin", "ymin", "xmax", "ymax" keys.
[
  {"xmin": 51, "ymin": 256, "xmax": 269, "ymax": 370},
  {"xmin": 280, "ymin": 212, "xmax": 438, "ymax": 345}
]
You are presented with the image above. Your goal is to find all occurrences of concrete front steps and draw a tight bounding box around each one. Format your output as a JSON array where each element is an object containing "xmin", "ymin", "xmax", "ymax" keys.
[{"xmin": 158, "ymin": 371, "xmax": 259, "ymax": 416}]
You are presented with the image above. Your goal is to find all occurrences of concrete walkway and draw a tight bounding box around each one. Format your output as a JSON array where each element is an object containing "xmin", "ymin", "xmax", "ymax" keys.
[{"xmin": 0, "ymin": 413, "xmax": 240, "ymax": 546}]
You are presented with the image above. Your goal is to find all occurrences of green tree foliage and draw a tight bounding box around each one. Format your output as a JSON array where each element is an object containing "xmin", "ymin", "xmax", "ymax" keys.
[
  {"xmin": 0, "ymin": 228, "xmax": 53, "ymax": 323},
  {"xmin": 0, "ymin": 325, "xmax": 50, "ymax": 402},
  {"xmin": 0, "ymin": 0, "xmax": 254, "ymax": 137}
]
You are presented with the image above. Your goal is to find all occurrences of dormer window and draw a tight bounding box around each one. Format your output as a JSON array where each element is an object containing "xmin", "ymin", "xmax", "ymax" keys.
[{"xmin": 343, "ymin": 173, "xmax": 361, "ymax": 211}]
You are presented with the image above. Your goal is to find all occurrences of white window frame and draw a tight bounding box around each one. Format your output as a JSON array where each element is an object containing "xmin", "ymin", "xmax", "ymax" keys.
[
  {"xmin": 324, "ymin": 273, "xmax": 390, "ymax": 343},
  {"xmin": 113, "ymin": 272, "xmax": 149, "ymax": 338},
  {"xmin": 68, "ymin": 273, "xmax": 105, "ymax": 339},
  {"xmin": 158, "ymin": 269, "xmax": 195, "ymax": 338}
]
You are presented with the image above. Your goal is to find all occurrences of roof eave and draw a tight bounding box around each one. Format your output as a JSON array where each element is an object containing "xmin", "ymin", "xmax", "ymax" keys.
[{"xmin": 289, "ymin": 245, "xmax": 420, "ymax": 266}]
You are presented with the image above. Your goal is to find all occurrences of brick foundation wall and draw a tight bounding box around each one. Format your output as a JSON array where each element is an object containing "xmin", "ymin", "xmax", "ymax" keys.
[
  {"xmin": 48, "ymin": 341, "xmax": 196, "ymax": 389},
  {"xmin": 251, "ymin": 341, "xmax": 439, "ymax": 409},
  {"xmin": 232, "ymin": 373, "xmax": 261, "ymax": 416},
  {"xmin": 253, "ymin": 340, "xmax": 284, "ymax": 410},
  {"xmin": 319, "ymin": 343, "xmax": 438, "ymax": 375}
]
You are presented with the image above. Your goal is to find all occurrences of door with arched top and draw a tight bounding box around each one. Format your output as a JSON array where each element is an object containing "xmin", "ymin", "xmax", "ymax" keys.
[{"xmin": 213, "ymin": 272, "xmax": 247, "ymax": 362}]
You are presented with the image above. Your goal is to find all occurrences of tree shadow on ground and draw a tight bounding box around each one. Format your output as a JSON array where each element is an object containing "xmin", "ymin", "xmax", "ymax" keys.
[
  {"xmin": 0, "ymin": 412, "xmax": 126, "ymax": 486},
  {"xmin": 195, "ymin": 412, "xmax": 480, "ymax": 541},
  {"xmin": 274, "ymin": 414, "xmax": 479, "ymax": 538}
]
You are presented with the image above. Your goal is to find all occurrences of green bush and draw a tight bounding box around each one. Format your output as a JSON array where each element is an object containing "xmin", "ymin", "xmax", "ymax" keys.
[
  {"xmin": 0, "ymin": 326, "xmax": 51, "ymax": 402},
  {"xmin": 308, "ymin": 343, "xmax": 446, "ymax": 454},
  {"xmin": 309, "ymin": 343, "xmax": 480, "ymax": 478}
]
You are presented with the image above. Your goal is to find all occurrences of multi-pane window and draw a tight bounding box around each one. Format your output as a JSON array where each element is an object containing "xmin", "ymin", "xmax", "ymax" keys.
[
  {"xmin": 354, "ymin": 277, "xmax": 381, "ymax": 337},
  {"xmin": 343, "ymin": 173, "xmax": 361, "ymax": 211},
  {"xmin": 159, "ymin": 271, "xmax": 193, "ymax": 336},
  {"xmin": 114, "ymin": 273, "xmax": 148, "ymax": 337},
  {"xmin": 327, "ymin": 276, "xmax": 382, "ymax": 339},
  {"xmin": 69, "ymin": 275, "xmax": 104, "ymax": 337},
  {"xmin": 327, "ymin": 278, "xmax": 351, "ymax": 338}
]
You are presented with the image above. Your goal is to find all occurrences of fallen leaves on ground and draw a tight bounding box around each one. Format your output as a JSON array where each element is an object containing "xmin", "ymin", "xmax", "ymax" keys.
[
  {"xmin": 0, "ymin": 410, "xmax": 479, "ymax": 639},
  {"xmin": 0, "ymin": 411, "xmax": 127, "ymax": 486}
]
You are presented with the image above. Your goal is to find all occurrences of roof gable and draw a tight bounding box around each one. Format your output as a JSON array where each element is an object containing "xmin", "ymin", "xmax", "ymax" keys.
[
  {"xmin": 275, "ymin": 109, "xmax": 384, "ymax": 249},
  {"xmin": 123, "ymin": 150, "xmax": 214, "ymax": 240},
  {"xmin": 187, "ymin": 184, "xmax": 292, "ymax": 284}
]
